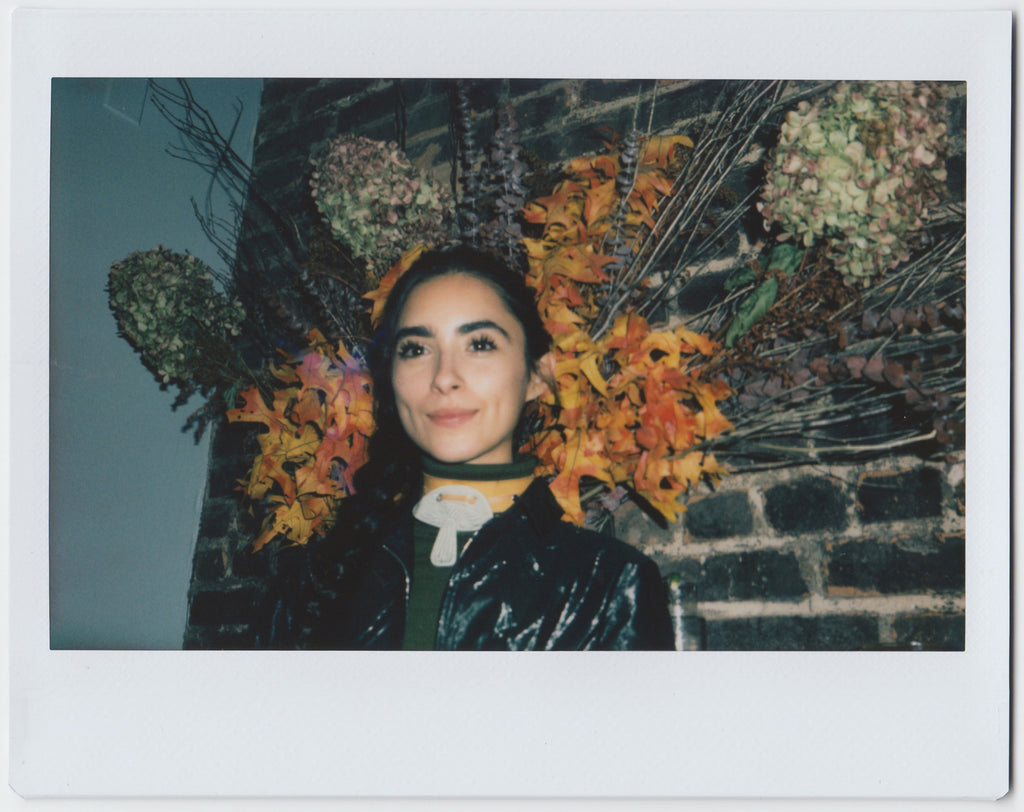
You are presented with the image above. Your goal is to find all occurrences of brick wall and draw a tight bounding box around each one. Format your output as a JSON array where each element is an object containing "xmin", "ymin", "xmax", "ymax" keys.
[
  {"xmin": 183, "ymin": 78, "xmax": 966, "ymax": 651},
  {"xmin": 617, "ymin": 455, "xmax": 965, "ymax": 650}
]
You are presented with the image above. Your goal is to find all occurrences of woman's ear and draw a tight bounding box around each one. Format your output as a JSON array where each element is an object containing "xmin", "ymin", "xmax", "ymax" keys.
[{"xmin": 526, "ymin": 351, "xmax": 556, "ymax": 402}]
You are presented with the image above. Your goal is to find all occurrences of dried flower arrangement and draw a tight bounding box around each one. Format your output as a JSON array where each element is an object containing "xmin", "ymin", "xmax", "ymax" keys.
[
  {"xmin": 758, "ymin": 81, "xmax": 949, "ymax": 288},
  {"xmin": 115, "ymin": 79, "xmax": 964, "ymax": 552},
  {"xmin": 310, "ymin": 134, "xmax": 453, "ymax": 278},
  {"xmin": 107, "ymin": 246, "xmax": 248, "ymax": 417}
]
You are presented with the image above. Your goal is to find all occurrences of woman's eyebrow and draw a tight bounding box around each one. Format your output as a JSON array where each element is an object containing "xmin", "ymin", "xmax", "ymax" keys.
[
  {"xmin": 394, "ymin": 325, "xmax": 432, "ymax": 342},
  {"xmin": 394, "ymin": 319, "xmax": 512, "ymax": 343},
  {"xmin": 458, "ymin": 319, "xmax": 511, "ymax": 339}
]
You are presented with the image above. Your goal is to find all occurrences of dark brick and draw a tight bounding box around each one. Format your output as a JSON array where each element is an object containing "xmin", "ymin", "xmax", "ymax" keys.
[
  {"xmin": 211, "ymin": 418, "xmax": 248, "ymax": 458},
  {"xmin": 252, "ymin": 101, "xmax": 295, "ymax": 143},
  {"xmin": 706, "ymin": 614, "xmax": 878, "ymax": 651},
  {"xmin": 192, "ymin": 549, "xmax": 227, "ymax": 583},
  {"xmin": 296, "ymin": 78, "xmax": 380, "ymax": 120},
  {"xmin": 825, "ymin": 534, "xmax": 964, "ymax": 594},
  {"xmin": 188, "ymin": 586, "xmax": 266, "ymax": 626},
  {"xmin": 526, "ymin": 121, "xmax": 614, "ymax": 165},
  {"xmin": 461, "ymin": 80, "xmax": 506, "ymax": 118},
  {"xmin": 700, "ymin": 550, "xmax": 808, "ymax": 602},
  {"xmin": 199, "ymin": 499, "xmax": 236, "ymax": 539},
  {"xmin": 944, "ymin": 153, "xmax": 966, "ymax": 202},
  {"xmin": 402, "ymin": 95, "xmax": 453, "ymax": 144},
  {"xmin": 233, "ymin": 545, "xmax": 271, "ymax": 578},
  {"xmin": 685, "ymin": 491, "xmax": 753, "ymax": 539},
  {"xmin": 254, "ymin": 154, "xmax": 313, "ymax": 205},
  {"xmin": 508, "ymin": 79, "xmax": 564, "ymax": 97},
  {"xmin": 676, "ymin": 268, "xmax": 735, "ymax": 317},
  {"xmin": 646, "ymin": 81, "xmax": 720, "ymax": 123},
  {"xmin": 764, "ymin": 476, "xmax": 849, "ymax": 534},
  {"xmin": 205, "ymin": 458, "xmax": 248, "ymax": 501},
  {"xmin": 579, "ymin": 78, "xmax": 651, "ymax": 106},
  {"xmin": 514, "ymin": 91, "xmax": 575, "ymax": 136},
  {"xmin": 331, "ymin": 91, "xmax": 405, "ymax": 138},
  {"xmin": 891, "ymin": 612, "xmax": 965, "ymax": 651},
  {"xmin": 260, "ymin": 78, "xmax": 322, "ymax": 107},
  {"xmin": 857, "ymin": 468, "xmax": 943, "ymax": 523}
]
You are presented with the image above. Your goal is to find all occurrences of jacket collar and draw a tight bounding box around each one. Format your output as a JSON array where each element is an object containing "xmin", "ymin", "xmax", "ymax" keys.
[
  {"xmin": 376, "ymin": 477, "xmax": 566, "ymax": 566},
  {"xmin": 504, "ymin": 477, "xmax": 565, "ymax": 538}
]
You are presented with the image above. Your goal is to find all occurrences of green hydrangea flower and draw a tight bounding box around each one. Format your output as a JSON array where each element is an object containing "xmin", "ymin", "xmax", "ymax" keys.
[
  {"xmin": 107, "ymin": 246, "xmax": 245, "ymax": 389},
  {"xmin": 759, "ymin": 82, "xmax": 949, "ymax": 287},
  {"xmin": 310, "ymin": 135, "xmax": 453, "ymax": 275}
]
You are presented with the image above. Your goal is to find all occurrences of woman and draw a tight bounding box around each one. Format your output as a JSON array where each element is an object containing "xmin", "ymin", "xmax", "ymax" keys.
[{"xmin": 260, "ymin": 246, "xmax": 673, "ymax": 650}]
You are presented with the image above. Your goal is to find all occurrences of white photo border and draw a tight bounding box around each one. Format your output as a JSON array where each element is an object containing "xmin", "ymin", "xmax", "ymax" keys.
[{"xmin": 8, "ymin": 4, "xmax": 1011, "ymax": 800}]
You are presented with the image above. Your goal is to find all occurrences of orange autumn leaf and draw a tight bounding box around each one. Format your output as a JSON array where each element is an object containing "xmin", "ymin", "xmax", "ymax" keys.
[
  {"xmin": 676, "ymin": 326, "xmax": 719, "ymax": 356},
  {"xmin": 227, "ymin": 387, "xmax": 286, "ymax": 434},
  {"xmin": 256, "ymin": 496, "xmax": 318, "ymax": 548},
  {"xmin": 578, "ymin": 352, "xmax": 609, "ymax": 396},
  {"xmin": 582, "ymin": 181, "xmax": 619, "ymax": 228},
  {"xmin": 541, "ymin": 245, "xmax": 614, "ymax": 285},
  {"xmin": 233, "ymin": 328, "xmax": 376, "ymax": 550},
  {"xmin": 365, "ymin": 242, "xmax": 429, "ymax": 326},
  {"xmin": 244, "ymin": 450, "xmax": 290, "ymax": 502},
  {"xmin": 290, "ymin": 388, "xmax": 325, "ymax": 428},
  {"xmin": 547, "ymin": 429, "xmax": 614, "ymax": 522},
  {"xmin": 642, "ymin": 134, "xmax": 694, "ymax": 169}
]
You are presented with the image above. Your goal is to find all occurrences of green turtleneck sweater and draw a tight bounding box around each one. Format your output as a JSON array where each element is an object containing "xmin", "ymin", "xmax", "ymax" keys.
[{"xmin": 402, "ymin": 456, "xmax": 537, "ymax": 651}]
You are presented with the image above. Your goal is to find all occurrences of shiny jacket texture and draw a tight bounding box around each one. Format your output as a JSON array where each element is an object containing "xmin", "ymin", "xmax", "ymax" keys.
[{"xmin": 258, "ymin": 478, "xmax": 674, "ymax": 650}]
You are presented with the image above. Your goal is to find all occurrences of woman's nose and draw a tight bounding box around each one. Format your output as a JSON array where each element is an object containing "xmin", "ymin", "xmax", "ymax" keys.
[{"xmin": 431, "ymin": 351, "xmax": 462, "ymax": 392}]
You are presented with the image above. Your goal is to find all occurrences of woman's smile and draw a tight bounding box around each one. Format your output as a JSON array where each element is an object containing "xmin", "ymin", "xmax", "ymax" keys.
[{"xmin": 427, "ymin": 408, "xmax": 478, "ymax": 428}]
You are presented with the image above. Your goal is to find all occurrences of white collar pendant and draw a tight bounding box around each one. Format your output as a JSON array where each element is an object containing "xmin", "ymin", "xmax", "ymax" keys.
[{"xmin": 412, "ymin": 484, "xmax": 495, "ymax": 567}]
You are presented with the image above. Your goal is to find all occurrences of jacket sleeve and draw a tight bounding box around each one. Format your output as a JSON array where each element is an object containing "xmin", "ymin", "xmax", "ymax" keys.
[
  {"xmin": 254, "ymin": 541, "xmax": 347, "ymax": 649},
  {"xmin": 596, "ymin": 555, "xmax": 675, "ymax": 651}
]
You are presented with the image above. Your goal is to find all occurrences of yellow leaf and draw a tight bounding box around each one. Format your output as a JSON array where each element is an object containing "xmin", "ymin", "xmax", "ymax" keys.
[{"xmin": 578, "ymin": 352, "xmax": 609, "ymax": 396}]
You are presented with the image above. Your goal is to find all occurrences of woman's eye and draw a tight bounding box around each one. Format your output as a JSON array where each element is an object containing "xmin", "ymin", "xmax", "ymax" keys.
[
  {"xmin": 396, "ymin": 340, "xmax": 426, "ymax": 359},
  {"xmin": 470, "ymin": 335, "xmax": 498, "ymax": 352}
]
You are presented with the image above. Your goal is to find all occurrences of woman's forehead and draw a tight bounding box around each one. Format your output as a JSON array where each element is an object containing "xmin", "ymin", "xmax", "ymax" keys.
[{"xmin": 397, "ymin": 272, "xmax": 518, "ymax": 328}]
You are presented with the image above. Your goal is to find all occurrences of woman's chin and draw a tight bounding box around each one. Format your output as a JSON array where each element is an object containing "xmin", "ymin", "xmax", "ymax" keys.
[{"xmin": 424, "ymin": 446, "xmax": 512, "ymax": 466}]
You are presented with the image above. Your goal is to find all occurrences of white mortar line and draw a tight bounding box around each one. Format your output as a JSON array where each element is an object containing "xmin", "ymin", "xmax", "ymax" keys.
[{"xmin": 697, "ymin": 593, "xmax": 965, "ymax": 620}]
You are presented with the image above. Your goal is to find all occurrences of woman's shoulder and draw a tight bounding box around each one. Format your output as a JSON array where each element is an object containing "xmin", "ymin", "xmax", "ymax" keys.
[{"xmin": 514, "ymin": 480, "xmax": 657, "ymax": 569}]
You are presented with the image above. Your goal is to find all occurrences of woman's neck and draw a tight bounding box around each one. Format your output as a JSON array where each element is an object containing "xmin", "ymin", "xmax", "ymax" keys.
[{"xmin": 420, "ymin": 455, "xmax": 536, "ymax": 513}]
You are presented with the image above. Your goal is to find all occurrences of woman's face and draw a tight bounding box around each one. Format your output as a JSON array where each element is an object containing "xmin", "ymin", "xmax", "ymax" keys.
[{"xmin": 390, "ymin": 272, "xmax": 549, "ymax": 466}]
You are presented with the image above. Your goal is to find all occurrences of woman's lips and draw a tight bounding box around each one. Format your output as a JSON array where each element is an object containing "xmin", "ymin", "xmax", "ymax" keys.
[{"xmin": 428, "ymin": 409, "xmax": 477, "ymax": 428}]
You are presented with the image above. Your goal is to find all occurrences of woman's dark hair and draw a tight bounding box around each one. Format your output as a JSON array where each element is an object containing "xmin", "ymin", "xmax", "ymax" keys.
[{"xmin": 349, "ymin": 245, "xmax": 553, "ymax": 535}]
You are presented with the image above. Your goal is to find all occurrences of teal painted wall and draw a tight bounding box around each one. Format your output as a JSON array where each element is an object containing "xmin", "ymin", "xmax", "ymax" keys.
[{"xmin": 48, "ymin": 78, "xmax": 262, "ymax": 648}]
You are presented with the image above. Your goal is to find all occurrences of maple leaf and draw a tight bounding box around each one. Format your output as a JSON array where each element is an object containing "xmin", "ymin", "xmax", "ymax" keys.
[
  {"xmin": 260, "ymin": 497, "xmax": 317, "ymax": 550},
  {"xmin": 253, "ymin": 441, "xmax": 297, "ymax": 503},
  {"xmin": 578, "ymin": 352, "xmax": 609, "ymax": 396},
  {"xmin": 547, "ymin": 429, "xmax": 613, "ymax": 523},
  {"xmin": 596, "ymin": 406, "xmax": 640, "ymax": 458},
  {"xmin": 245, "ymin": 451, "xmax": 289, "ymax": 501},
  {"xmin": 582, "ymin": 181, "xmax": 618, "ymax": 228},
  {"xmin": 675, "ymin": 327, "xmax": 718, "ymax": 356},
  {"xmin": 267, "ymin": 359, "xmax": 300, "ymax": 386},
  {"xmin": 592, "ymin": 155, "xmax": 619, "ymax": 180},
  {"xmin": 310, "ymin": 422, "xmax": 351, "ymax": 486},
  {"xmin": 690, "ymin": 381, "xmax": 734, "ymax": 439},
  {"xmin": 365, "ymin": 242, "xmax": 429, "ymax": 326},
  {"xmin": 227, "ymin": 387, "xmax": 287, "ymax": 435},
  {"xmin": 642, "ymin": 134, "xmax": 694, "ymax": 169},
  {"xmin": 633, "ymin": 445, "xmax": 686, "ymax": 525},
  {"xmin": 671, "ymin": 450, "xmax": 709, "ymax": 489},
  {"xmin": 290, "ymin": 388, "xmax": 325, "ymax": 429},
  {"xmin": 603, "ymin": 313, "xmax": 646, "ymax": 348}
]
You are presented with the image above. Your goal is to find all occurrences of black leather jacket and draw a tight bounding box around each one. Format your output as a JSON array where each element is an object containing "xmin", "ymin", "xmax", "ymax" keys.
[{"xmin": 258, "ymin": 479, "xmax": 674, "ymax": 650}]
